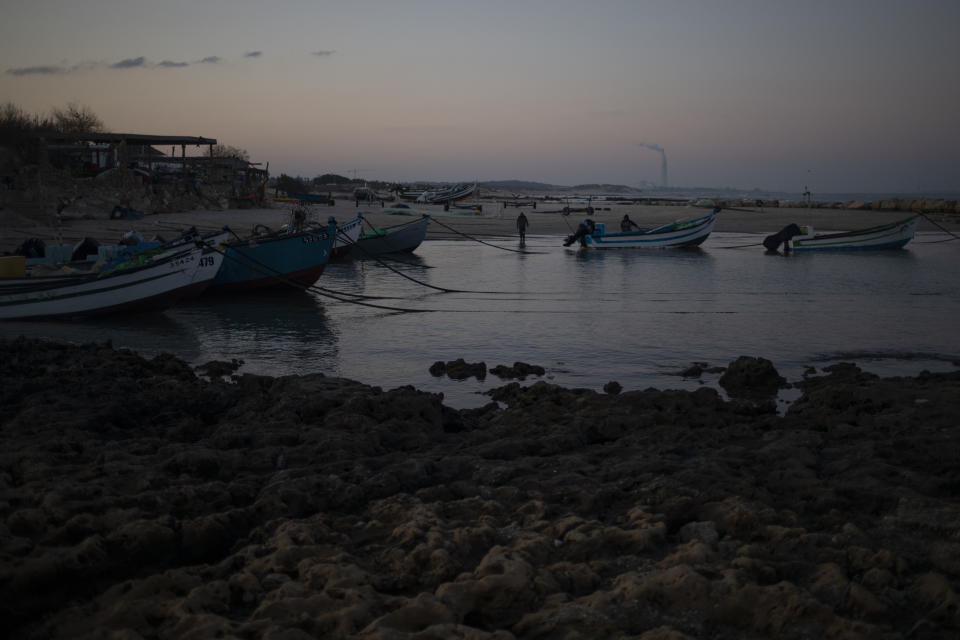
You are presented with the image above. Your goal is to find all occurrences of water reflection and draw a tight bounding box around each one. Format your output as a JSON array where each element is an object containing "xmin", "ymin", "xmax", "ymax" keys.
[
  {"xmin": 3, "ymin": 236, "xmax": 958, "ymax": 408},
  {"xmin": 168, "ymin": 289, "xmax": 340, "ymax": 375},
  {"xmin": 0, "ymin": 309, "xmax": 203, "ymax": 356}
]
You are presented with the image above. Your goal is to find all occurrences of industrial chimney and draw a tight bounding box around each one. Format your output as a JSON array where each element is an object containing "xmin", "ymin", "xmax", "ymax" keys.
[{"xmin": 639, "ymin": 142, "xmax": 668, "ymax": 188}]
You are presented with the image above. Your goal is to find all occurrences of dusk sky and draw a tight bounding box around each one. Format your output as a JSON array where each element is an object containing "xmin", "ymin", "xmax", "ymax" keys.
[{"xmin": 2, "ymin": 0, "xmax": 958, "ymax": 194}]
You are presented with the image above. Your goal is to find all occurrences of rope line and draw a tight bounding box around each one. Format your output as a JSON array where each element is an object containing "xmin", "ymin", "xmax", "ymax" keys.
[
  {"xmin": 336, "ymin": 230, "xmax": 465, "ymax": 293},
  {"xmin": 334, "ymin": 228, "xmax": 536, "ymax": 296},
  {"xmin": 919, "ymin": 213, "xmax": 960, "ymax": 242},
  {"xmin": 716, "ymin": 241, "xmax": 763, "ymax": 249},
  {"xmin": 427, "ymin": 217, "xmax": 546, "ymax": 254},
  {"xmin": 206, "ymin": 236, "xmax": 434, "ymax": 313}
]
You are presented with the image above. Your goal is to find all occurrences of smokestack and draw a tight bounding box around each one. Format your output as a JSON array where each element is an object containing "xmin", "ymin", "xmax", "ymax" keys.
[{"xmin": 639, "ymin": 142, "xmax": 668, "ymax": 188}]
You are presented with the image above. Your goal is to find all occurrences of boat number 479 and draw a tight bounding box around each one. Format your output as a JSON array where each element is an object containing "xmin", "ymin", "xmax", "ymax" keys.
[{"xmin": 200, "ymin": 256, "xmax": 217, "ymax": 267}]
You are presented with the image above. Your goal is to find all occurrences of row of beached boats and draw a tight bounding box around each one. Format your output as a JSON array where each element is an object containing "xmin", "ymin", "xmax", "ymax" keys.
[
  {"xmin": 563, "ymin": 209, "xmax": 920, "ymax": 252},
  {"xmin": 0, "ymin": 206, "xmax": 924, "ymax": 321},
  {"xmin": 0, "ymin": 211, "xmax": 430, "ymax": 321}
]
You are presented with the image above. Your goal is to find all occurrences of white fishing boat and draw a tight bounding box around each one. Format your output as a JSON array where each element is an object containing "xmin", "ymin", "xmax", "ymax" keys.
[
  {"xmin": 330, "ymin": 212, "xmax": 365, "ymax": 259},
  {"xmin": 0, "ymin": 245, "xmax": 224, "ymax": 321},
  {"xmin": 763, "ymin": 215, "xmax": 919, "ymax": 252},
  {"xmin": 353, "ymin": 215, "xmax": 429, "ymax": 257},
  {"xmin": 564, "ymin": 211, "xmax": 718, "ymax": 249}
]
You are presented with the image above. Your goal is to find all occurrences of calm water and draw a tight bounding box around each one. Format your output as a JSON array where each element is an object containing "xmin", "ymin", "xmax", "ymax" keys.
[{"xmin": 4, "ymin": 233, "xmax": 959, "ymax": 408}]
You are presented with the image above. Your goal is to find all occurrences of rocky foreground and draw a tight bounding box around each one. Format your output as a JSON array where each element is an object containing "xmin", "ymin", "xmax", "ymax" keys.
[{"xmin": 2, "ymin": 339, "xmax": 959, "ymax": 639}]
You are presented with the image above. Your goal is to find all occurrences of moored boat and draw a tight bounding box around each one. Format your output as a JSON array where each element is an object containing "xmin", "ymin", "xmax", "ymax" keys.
[
  {"xmin": 398, "ymin": 182, "xmax": 477, "ymax": 204},
  {"xmin": 763, "ymin": 215, "xmax": 919, "ymax": 252},
  {"xmin": 0, "ymin": 244, "xmax": 223, "ymax": 321},
  {"xmin": 207, "ymin": 219, "xmax": 338, "ymax": 293},
  {"xmin": 564, "ymin": 211, "xmax": 718, "ymax": 249},
  {"xmin": 353, "ymin": 215, "xmax": 429, "ymax": 257},
  {"xmin": 330, "ymin": 213, "xmax": 365, "ymax": 260}
]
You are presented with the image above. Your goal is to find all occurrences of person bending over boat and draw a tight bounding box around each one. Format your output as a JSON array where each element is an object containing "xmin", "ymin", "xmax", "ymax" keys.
[{"xmin": 621, "ymin": 214, "xmax": 640, "ymax": 232}]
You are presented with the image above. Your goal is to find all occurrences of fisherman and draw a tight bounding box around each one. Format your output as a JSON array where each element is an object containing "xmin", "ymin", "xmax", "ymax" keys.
[
  {"xmin": 620, "ymin": 214, "xmax": 639, "ymax": 232},
  {"xmin": 516, "ymin": 211, "xmax": 529, "ymax": 244}
]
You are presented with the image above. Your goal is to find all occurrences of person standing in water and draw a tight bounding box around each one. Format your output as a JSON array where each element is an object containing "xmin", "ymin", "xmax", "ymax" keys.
[{"xmin": 517, "ymin": 211, "xmax": 529, "ymax": 245}]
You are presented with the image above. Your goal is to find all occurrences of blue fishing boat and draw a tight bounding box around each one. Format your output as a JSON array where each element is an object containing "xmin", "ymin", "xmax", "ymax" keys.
[{"xmin": 207, "ymin": 219, "xmax": 338, "ymax": 293}]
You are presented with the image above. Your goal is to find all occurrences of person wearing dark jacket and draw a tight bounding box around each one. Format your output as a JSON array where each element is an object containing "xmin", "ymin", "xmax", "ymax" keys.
[{"xmin": 516, "ymin": 212, "xmax": 529, "ymax": 244}]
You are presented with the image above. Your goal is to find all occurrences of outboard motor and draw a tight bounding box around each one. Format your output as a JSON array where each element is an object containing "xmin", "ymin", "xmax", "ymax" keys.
[
  {"xmin": 763, "ymin": 223, "xmax": 803, "ymax": 253},
  {"xmin": 71, "ymin": 237, "xmax": 100, "ymax": 262},
  {"xmin": 563, "ymin": 218, "xmax": 596, "ymax": 247}
]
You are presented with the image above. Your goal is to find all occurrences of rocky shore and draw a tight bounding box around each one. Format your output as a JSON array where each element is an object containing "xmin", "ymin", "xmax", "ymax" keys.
[{"xmin": 2, "ymin": 338, "xmax": 959, "ymax": 639}]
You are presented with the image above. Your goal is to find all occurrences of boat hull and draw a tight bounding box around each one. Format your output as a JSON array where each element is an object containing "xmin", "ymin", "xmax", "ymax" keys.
[
  {"xmin": 0, "ymin": 246, "xmax": 223, "ymax": 320},
  {"xmin": 582, "ymin": 213, "xmax": 717, "ymax": 249},
  {"xmin": 354, "ymin": 216, "xmax": 429, "ymax": 256},
  {"xmin": 208, "ymin": 226, "xmax": 335, "ymax": 293},
  {"xmin": 788, "ymin": 216, "xmax": 918, "ymax": 251},
  {"xmin": 331, "ymin": 214, "xmax": 364, "ymax": 259}
]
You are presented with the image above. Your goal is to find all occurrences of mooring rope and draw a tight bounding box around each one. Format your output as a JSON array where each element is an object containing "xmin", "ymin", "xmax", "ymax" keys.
[
  {"xmin": 716, "ymin": 241, "xmax": 763, "ymax": 249},
  {"xmin": 204, "ymin": 237, "xmax": 434, "ymax": 313},
  {"xmin": 917, "ymin": 213, "xmax": 960, "ymax": 243},
  {"xmin": 426, "ymin": 217, "xmax": 546, "ymax": 254},
  {"xmin": 336, "ymin": 229, "xmax": 467, "ymax": 293},
  {"xmin": 334, "ymin": 227, "xmax": 538, "ymax": 296}
]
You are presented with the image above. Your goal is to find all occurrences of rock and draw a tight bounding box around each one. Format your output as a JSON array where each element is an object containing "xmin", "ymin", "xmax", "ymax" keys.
[
  {"xmin": 4, "ymin": 338, "xmax": 960, "ymax": 639},
  {"xmin": 430, "ymin": 358, "xmax": 486, "ymax": 380},
  {"xmin": 602, "ymin": 381, "xmax": 622, "ymax": 394},
  {"xmin": 678, "ymin": 521, "xmax": 719, "ymax": 547},
  {"xmin": 718, "ymin": 356, "xmax": 787, "ymax": 398},
  {"xmin": 196, "ymin": 359, "xmax": 244, "ymax": 379},
  {"xmin": 677, "ymin": 362, "xmax": 707, "ymax": 378},
  {"xmin": 489, "ymin": 361, "xmax": 546, "ymax": 380}
]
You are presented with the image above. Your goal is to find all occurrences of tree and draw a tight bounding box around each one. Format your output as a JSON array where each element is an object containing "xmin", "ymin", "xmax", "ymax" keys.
[
  {"xmin": 312, "ymin": 173, "xmax": 350, "ymax": 186},
  {"xmin": 0, "ymin": 102, "xmax": 34, "ymax": 131},
  {"xmin": 211, "ymin": 144, "xmax": 249, "ymax": 160},
  {"xmin": 275, "ymin": 173, "xmax": 309, "ymax": 193},
  {"xmin": 49, "ymin": 103, "xmax": 103, "ymax": 133}
]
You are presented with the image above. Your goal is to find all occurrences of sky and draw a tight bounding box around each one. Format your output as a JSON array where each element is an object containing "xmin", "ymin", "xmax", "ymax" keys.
[{"xmin": 2, "ymin": 0, "xmax": 958, "ymax": 194}]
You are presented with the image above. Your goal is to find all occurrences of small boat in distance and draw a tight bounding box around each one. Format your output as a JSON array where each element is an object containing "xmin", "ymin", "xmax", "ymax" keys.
[
  {"xmin": 763, "ymin": 215, "xmax": 919, "ymax": 252},
  {"xmin": 564, "ymin": 210, "xmax": 718, "ymax": 249},
  {"xmin": 398, "ymin": 182, "xmax": 477, "ymax": 204},
  {"xmin": 353, "ymin": 215, "xmax": 429, "ymax": 257}
]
